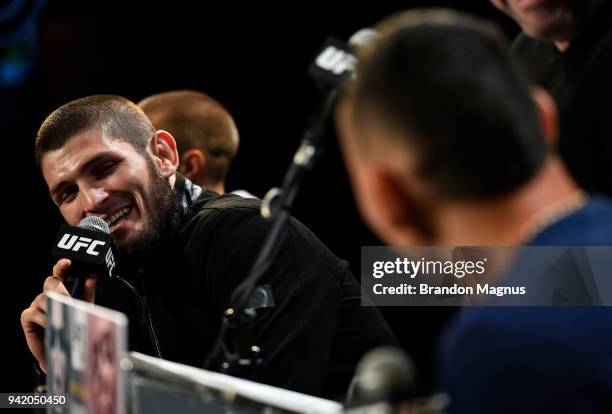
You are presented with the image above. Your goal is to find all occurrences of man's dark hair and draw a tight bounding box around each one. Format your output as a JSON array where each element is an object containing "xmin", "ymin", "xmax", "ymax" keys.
[
  {"xmin": 35, "ymin": 95, "xmax": 155, "ymax": 168},
  {"xmin": 347, "ymin": 9, "xmax": 547, "ymax": 200}
]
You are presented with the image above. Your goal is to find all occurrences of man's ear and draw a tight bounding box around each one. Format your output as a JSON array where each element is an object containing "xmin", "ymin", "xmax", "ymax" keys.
[
  {"xmin": 148, "ymin": 130, "xmax": 179, "ymax": 178},
  {"xmin": 336, "ymin": 101, "xmax": 424, "ymax": 245},
  {"xmin": 178, "ymin": 149, "xmax": 206, "ymax": 180},
  {"xmin": 531, "ymin": 86, "xmax": 559, "ymax": 147},
  {"xmin": 367, "ymin": 167, "xmax": 423, "ymax": 245},
  {"xmin": 350, "ymin": 161, "xmax": 422, "ymax": 246}
]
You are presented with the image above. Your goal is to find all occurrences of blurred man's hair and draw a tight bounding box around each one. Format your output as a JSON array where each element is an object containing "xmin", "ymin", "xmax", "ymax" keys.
[
  {"xmin": 345, "ymin": 8, "xmax": 547, "ymax": 200},
  {"xmin": 138, "ymin": 90, "xmax": 239, "ymax": 185},
  {"xmin": 35, "ymin": 95, "xmax": 154, "ymax": 168}
]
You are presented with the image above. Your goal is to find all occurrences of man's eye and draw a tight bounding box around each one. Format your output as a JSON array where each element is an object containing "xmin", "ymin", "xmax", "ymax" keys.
[
  {"xmin": 60, "ymin": 188, "xmax": 77, "ymax": 204},
  {"xmin": 95, "ymin": 162, "xmax": 118, "ymax": 177}
]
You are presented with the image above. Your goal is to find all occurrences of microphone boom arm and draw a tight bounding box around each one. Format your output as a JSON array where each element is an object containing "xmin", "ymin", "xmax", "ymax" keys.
[{"xmin": 204, "ymin": 88, "xmax": 340, "ymax": 373}]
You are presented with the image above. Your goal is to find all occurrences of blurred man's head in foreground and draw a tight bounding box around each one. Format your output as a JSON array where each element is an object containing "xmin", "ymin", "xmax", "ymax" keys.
[{"xmin": 337, "ymin": 9, "xmax": 570, "ymax": 246}]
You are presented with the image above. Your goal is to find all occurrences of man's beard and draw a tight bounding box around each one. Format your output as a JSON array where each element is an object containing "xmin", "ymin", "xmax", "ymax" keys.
[{"xmin": 114, "ymin": 158, "xmax": 182, "ymax": 270}]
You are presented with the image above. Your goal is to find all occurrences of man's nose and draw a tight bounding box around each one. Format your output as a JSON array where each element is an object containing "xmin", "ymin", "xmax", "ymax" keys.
[{"xmin": 81, "ymin": 186, "xmax": 109, "ymax": 214}]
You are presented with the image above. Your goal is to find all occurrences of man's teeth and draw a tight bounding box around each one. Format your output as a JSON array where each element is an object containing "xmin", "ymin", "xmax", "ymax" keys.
[{"xmin": 107, "ymin": 207, "xmax": 131, "ymax": 226}]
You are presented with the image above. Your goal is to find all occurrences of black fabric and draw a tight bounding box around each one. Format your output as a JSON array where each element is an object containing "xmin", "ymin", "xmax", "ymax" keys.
[
  {"xmin": 510, "ymin": 4, "xmax": 612, "ymax": 195},
  {"xmin": 95, "ymin": 175, "xmax": 397, "ymax": 399}
]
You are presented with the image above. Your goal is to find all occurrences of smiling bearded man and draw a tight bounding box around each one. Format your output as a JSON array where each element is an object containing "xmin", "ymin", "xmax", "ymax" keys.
[
  {"xmin": 36, "ymin": 99, "xmax": 182, "ymax": 266},
  {"xmin": 21, "ymin": 95, "xmax": 397, "ymax": 399}
]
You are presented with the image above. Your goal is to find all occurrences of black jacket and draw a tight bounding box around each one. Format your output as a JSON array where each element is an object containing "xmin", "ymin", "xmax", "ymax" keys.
[{"xmin": 95, "ymin": 175, "xmax": 397, "ymax": 399}]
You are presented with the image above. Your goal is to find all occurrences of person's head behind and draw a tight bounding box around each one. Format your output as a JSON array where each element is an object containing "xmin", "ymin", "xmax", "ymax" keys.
[
  {"xmin": 36, "ymin": 95, "xmax": 181, "ymax": 263},
  {"xmin": 138, "ymin": 90, "xmax": 239, "ymax": 193},
  {"xmin": 489, "ymin": 0, "xmax": 604, "ymax": 43},
  {"xmin": 337, "ymin": 9, "xmax": 548, "ymax": 245}
]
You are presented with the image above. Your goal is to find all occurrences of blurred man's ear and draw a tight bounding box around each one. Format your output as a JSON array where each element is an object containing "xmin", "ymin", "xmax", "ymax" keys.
[
  {"xmin": 344, "ymin": 153, "xmax": 424, "ymax": 246},
  {"xmin": 178, "ymin": 149, "xmax": 206, "ymax": 180},
  {"xmin": 364, "ymin": 166, "xmax": 426, "ymax": 246},
  {"xmin": 531, "ymin": 86, "xmax": 559, "ymax": 147},
  {"xmin": 336, "ymin": 98, "xmax": 427, "ymax": 245}
]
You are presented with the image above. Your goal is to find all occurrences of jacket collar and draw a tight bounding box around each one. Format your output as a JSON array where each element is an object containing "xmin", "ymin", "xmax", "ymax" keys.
[{"xmin": 174, "ymin": 173, "xmax": 203, "ymax": 216}]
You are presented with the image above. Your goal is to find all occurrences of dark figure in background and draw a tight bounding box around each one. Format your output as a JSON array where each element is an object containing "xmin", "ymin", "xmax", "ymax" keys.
[
  {"xmin": 491, "ymin": 0, "xmax": 612, "ymax": 195},
  {"xmin": 20, "ymin": 95, "xmax": 397, "ymax": 399},
  {"xmin": 337, "ymin": 9, "xmax": 612, "ymax": 413}
]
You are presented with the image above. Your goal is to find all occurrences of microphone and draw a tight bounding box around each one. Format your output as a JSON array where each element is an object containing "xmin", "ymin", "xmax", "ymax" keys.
[
  {"xmin": 308, "ymin": 28, "xmax": 379, "ymax": 93},
  {"xmin": 51, "ymin": 216, "xmax": 118, "ymax": 300},
  {"xmin": 347, "ymin": 347, "xmax": 416, "ymax": 406},
  {"xmin": 346, "ymin": 347, "xmax": 449, "ymax": 414},
  {"xmin": 258, "ymin": 28, "xmax": 380, "ymax": 221}
]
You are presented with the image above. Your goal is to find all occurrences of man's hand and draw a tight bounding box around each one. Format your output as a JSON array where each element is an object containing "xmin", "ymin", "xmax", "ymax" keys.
[{"xmin": 20, "ymin": 259, "xmax": 97, "ymax": 372}]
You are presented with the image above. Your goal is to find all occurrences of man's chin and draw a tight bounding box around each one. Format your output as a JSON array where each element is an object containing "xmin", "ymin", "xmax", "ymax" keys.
[
  {"xmin": 113, "ymin": 226, "xmax": 170, "ymax": 269},
  {"xmin": 117, "ymin": 236, "xmax": 147, "ymax": 251},
  {"xmin": 113, "ymin": 235, "xmax": 147, "ymax": 259}
]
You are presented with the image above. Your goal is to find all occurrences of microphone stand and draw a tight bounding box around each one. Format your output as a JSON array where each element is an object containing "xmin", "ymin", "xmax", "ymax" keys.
[{"xmin": 204, "ymin": 88, "xmax": 340, "ymax": 375}]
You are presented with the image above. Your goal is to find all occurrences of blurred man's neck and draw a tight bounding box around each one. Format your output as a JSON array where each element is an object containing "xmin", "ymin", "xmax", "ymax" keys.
[
  {"xmin": 555, "ymin": 40, "xmax": 571, "ymax": 52},
  {"xmin": 437, "ymin": 157, "xmax": 582, "ymax": 245},
  {"xmin": 207, "ymin": 182, "xmax": 225, "ymax": 195}
]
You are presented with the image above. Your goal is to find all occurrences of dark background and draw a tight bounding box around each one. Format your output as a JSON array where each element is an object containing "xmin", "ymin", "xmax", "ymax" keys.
[{"xmin": 2, "ymin": 0, "xmax": 518, "ymax": 394}]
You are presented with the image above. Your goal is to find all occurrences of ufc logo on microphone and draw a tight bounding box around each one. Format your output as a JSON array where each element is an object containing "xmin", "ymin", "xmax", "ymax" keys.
[
  {"xmin": 315, "ymin": 46, "xmax": 356, "ymax": 75},
  {"xmin": 105, "ymin": 248, "xmax": 116, "ymax": 276},
  {"xmin": 57, "ymin": 234, "xmax": 106, "ymax": 256}
]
